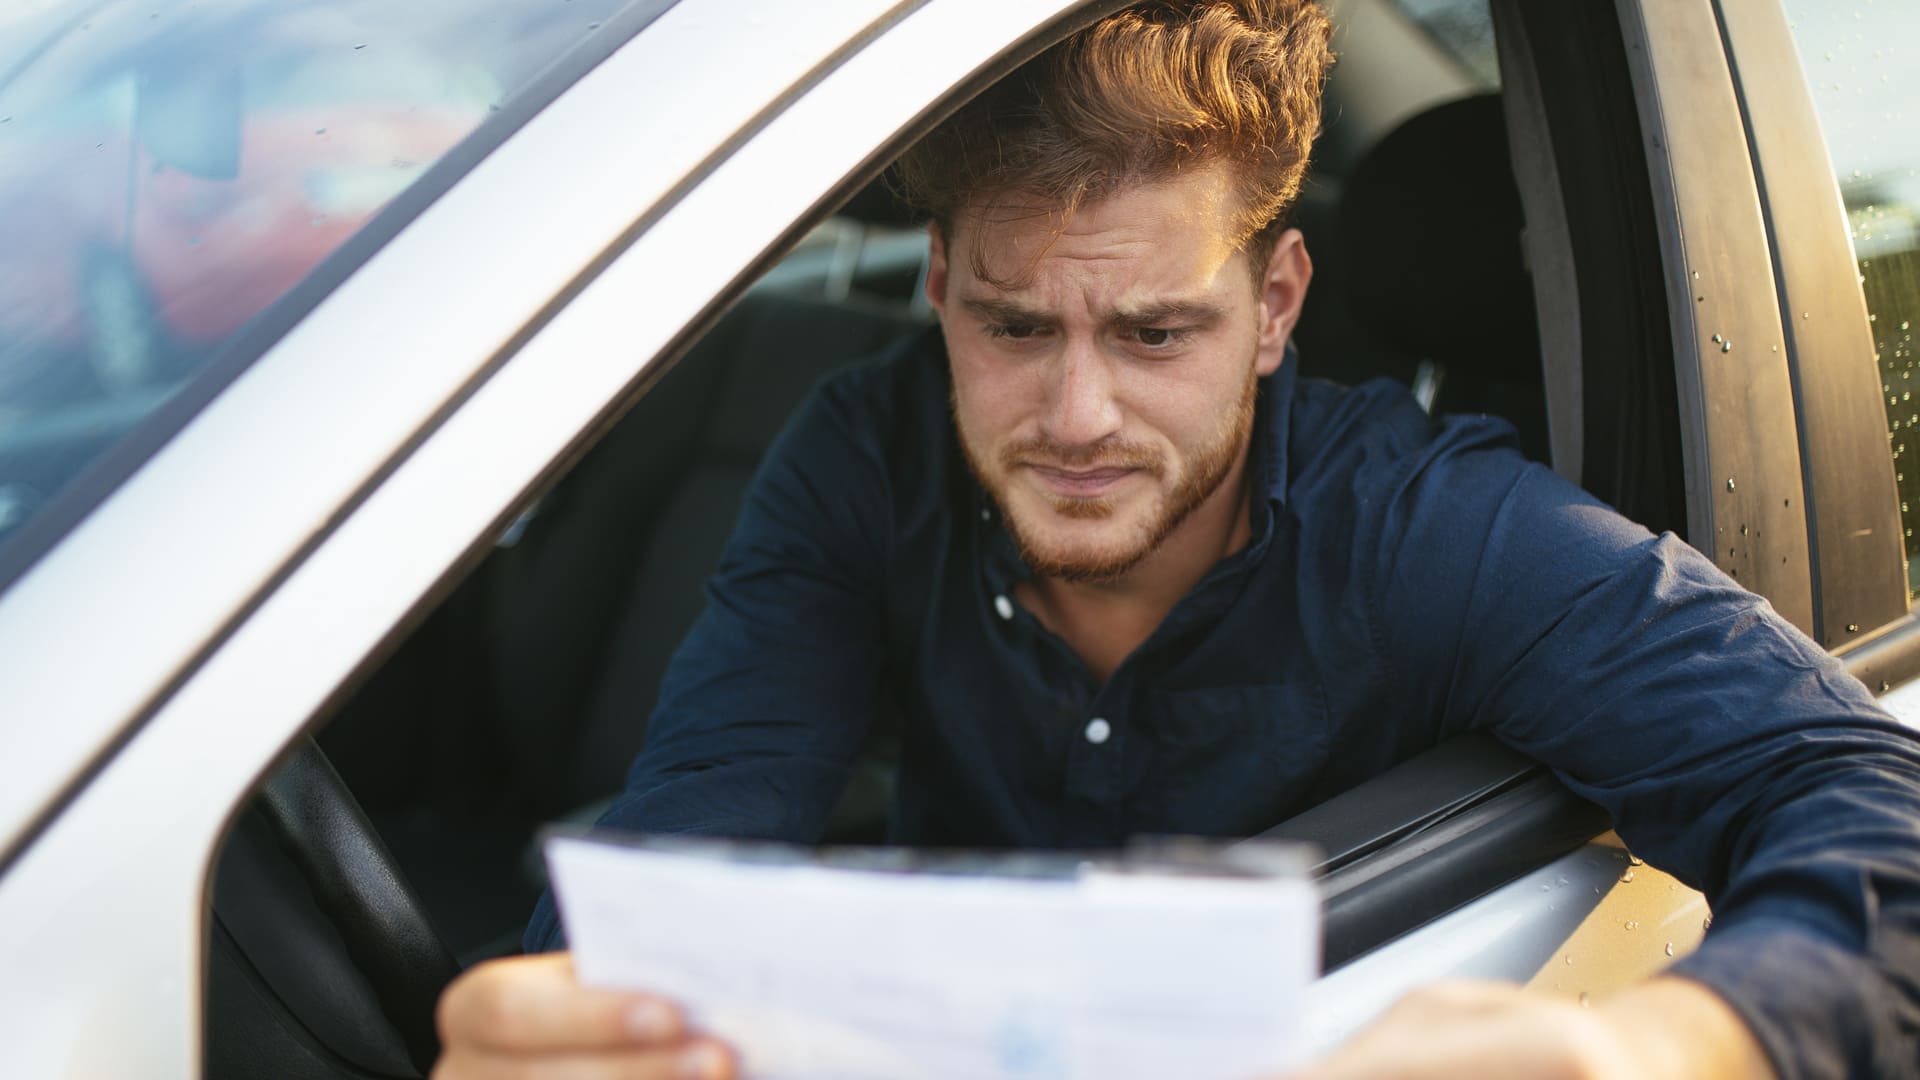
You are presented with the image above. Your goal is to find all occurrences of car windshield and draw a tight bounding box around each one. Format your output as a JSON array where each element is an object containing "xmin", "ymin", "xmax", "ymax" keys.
[{"xmin": 0, "ymin": 0, "xmax": 635, "ymax": 572}]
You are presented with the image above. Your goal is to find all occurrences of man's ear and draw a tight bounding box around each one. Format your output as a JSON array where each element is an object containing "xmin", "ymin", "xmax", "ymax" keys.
[
  {"xmin": 924, "ymin": 221, "xmax": 950, "ymax": 319},
  {"xmin": 1254, "ymin": 227, "xmax": 1312, "ymax": 377}
]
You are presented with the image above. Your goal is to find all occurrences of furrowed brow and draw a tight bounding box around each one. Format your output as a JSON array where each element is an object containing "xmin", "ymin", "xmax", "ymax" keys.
[
  {"xmin": 960, "ymin": 297, "xmax": 1055, "ymax": 327},
  {"xmin": 1110, "ymin": 300, "xmax": 1229, "ymax": 329}
]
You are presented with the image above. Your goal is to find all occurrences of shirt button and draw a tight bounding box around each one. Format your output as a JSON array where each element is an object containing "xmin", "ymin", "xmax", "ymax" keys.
[
  {"xmin": 994, "ymin": 594, "xmax": 1015, "ymax": 621},
  {"xmin": 1084, "ymin": 717, "xmax": 1112, "ymax": 745}
]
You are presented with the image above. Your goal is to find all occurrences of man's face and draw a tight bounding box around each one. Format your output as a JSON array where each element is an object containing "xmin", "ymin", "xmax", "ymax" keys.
[{"xmin": 927, "ymin": 165, "xmax": 1306, "ymax": 583}]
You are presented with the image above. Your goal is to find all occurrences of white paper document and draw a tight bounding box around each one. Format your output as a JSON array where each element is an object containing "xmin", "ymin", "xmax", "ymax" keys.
[{"xmin": 547, "ymin": 836, "xmax": 1321, "ymax": 1080}]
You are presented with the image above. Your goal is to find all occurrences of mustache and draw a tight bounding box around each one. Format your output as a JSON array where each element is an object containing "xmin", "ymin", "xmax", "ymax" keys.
[{"xmin": 1000, "ymin": 435, "xmax": 1163, "ymax": 474}]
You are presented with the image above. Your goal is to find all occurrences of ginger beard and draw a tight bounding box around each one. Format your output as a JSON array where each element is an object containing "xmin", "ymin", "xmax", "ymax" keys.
[{"xmin": 955, "ymin": 359, "xmax": 1259, "ymax": 584}]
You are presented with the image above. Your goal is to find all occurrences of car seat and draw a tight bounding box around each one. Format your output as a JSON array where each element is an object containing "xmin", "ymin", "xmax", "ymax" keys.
[
  {"xmin": 1305, "ymin": 92, "xmax": 1552, "ymax": 463},
  {"xmin": 312, "ymin": 286, "xmax": 930, "ymax": 957}
]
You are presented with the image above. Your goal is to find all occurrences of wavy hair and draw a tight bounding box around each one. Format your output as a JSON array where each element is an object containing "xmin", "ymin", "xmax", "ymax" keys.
[{"xmin": 891, "ymin": 0, "xmax": 1335, "ymax": 283}]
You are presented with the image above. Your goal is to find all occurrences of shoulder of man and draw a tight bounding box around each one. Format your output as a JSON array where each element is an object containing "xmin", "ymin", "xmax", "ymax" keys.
[
  {"xmin": 1285, "ymin": 374, "xmax": 1537, "ymax": 508},
  {"xmin": 804, "ymin": 321, "xmax": 951, "ymax": 446},
  {"xmin": 757, "ymin": 322, "xmax": 966, "ymax": 548}
]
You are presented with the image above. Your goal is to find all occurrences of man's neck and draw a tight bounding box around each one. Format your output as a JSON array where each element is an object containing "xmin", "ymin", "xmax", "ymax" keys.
[{"xmin": 1015, "ymin": 455, "xmax": 1257, "ymax": 683}]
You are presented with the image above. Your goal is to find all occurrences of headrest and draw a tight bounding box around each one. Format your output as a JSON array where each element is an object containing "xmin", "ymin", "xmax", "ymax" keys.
[{"xmin": 1338, "ymin": 94, "xmax": 1539, "ymax": 380}]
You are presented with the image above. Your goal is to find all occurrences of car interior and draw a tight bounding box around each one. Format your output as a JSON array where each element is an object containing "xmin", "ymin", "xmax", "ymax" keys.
[{"xmin": 199, "ymin": 2, "xmax": 1685, "ymax": 1077}]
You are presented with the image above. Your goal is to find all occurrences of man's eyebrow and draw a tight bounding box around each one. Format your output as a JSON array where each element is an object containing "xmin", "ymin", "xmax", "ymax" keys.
[
  {"xmin": 958, "ymin": 297, "xmax": 1229, "ymax": 328},
  {"xmin": 959, "ymin": 297, "xmax": 1054, "ymax": 326},
  {"xmin": 1110, "ymin": 300, "xmax": 1229, "ymax": 327}
]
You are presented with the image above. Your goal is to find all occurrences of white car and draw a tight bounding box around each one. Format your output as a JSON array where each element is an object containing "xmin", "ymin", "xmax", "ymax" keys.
[{"xmin": 0, "ymin": 0, "xmax": 1914, "ymax": 1076}]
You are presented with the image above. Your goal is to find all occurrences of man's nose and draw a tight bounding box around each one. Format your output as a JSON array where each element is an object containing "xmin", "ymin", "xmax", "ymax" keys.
[{"xmin": 1039, "ymin": 338, "xmax": 1123, "ymax": 448}]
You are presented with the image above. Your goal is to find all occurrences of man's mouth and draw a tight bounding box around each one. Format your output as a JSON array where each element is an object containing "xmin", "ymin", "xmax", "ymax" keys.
[{"xmin": 1027, "ymin": 464, "xmax": 1139, "ymax": 497}]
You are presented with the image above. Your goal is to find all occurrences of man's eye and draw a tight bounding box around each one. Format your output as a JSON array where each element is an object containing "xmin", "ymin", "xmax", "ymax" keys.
[
  {"xmin": 989, "ymin": 323, "xmax": 1042, "ymax": 340},
  {"xmin": 1133, "ymin": 326, "xmax": 1181, "ymax": 347}
]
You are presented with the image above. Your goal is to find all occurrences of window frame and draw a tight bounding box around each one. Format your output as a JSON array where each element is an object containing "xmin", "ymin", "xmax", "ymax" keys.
[{"xmin": 1717, "ymin": 0, "xmax": 1911, "ymax": 654}]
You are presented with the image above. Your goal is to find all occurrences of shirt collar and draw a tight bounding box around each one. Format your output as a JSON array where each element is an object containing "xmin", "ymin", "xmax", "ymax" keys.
[{"xmin": 1253, "ymin": 344, "xmax": 1299, "ymax": 514}]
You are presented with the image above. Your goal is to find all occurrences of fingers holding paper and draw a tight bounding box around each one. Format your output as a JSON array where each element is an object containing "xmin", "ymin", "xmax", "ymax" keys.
[{"xmin": 433, "ymin": 952, "xmax": 736, "ymax": 1080}]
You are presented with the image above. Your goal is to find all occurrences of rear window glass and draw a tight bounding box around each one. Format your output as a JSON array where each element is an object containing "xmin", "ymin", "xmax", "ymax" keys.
[
  {"xmin": 1389, "ymin": 0, "xmax": 1498, "ymax": 87},
  {"xmin": 1781, "ymin": 3, "xmax": 1920, "ymax": 597},
  {"xmin": 0, "ymin": 0, "xmax": 631, "ymax": 564}
]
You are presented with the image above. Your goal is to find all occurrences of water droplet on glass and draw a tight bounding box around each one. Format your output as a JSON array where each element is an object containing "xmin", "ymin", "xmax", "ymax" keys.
[
  {"xmin": 1565, "ymin": 954, "xmax": 1575, "ymax": 965},
  {"xmin": 1703, "ymin": 914, "xmax": 1713, "ymax": 932},
  {"xmin": 1881, "ymin": 681, "xmax": 1892, "ymax": 693},
  {"xmin": 1741, "ymin": 525, "xmax": 1750, "ymax": 536},
  {"xmin": 1722, "ymin": 341, "xmax": 1733, "ymax": 353},
  {"xmin": 1621, "ymin": 869, "xmax": 1636, "ymax": 883},
  {"xmin": 1712, "ymin": 333, "xmax": 1723, "ymax": 343},
  {"xmin": 1578, "ymin": 993, "xmax": 1591, "ymax": 1007},
  {"xmin": 1726, "ymin": 478, "xmax": 1737, "ymax": 491},
  {"xmin": 1848, "ymin": 623, "xmax": 1860, "ymax": 632},
  {"xmin": 353, "ymin": 43, "xmax": 366, "ymax": 49},
  {"xmin": 1625, "ymin": 920, "xmax": 1640, "ymax": 931},
  {"xmin": 1628, "ymin": 854, "xmax": 1644, "ymax": 866},
  {"xmin": 1665, "ymin": 942, "xmax": 1676, "ymax": 957}
]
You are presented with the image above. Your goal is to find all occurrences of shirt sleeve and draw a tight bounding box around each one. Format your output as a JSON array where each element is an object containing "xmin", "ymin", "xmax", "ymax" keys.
[
  {"xmin": 1365, "ymin": 417, "xmax": 1920, "ymax": 1080},
  {"xmin": 524, "ymin": 374, "xmax": 893, "ymax": 953}
]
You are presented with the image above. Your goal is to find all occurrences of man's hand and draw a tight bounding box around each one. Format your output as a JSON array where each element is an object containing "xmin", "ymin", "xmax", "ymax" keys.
[
  {"xmin": 432, "ymin": 952, "xmax": 735, "ymax": 1080},
  {"xmin": 1278, "ymin": 977, "xmax": 1775, "ymax": 1080}
]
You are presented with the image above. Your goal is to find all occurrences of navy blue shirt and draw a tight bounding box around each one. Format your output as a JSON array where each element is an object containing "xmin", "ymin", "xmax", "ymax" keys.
[{"xmin": 528, "ymin": 328, "xmax": 1920, "ymax": 1078}]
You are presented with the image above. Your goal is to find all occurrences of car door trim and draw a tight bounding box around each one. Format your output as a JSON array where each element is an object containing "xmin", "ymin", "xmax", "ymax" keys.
[
  {"xmin": 1616, "ymin": 0, "xmax": 1816, "ymax": 634},
  {"xmin": 1491, "ymin": 0, "xmax": 1585, "ymax": 484},
  {"xmin": 1712, "ymin": 0, "xmax": 1909, "ymax": 649}
]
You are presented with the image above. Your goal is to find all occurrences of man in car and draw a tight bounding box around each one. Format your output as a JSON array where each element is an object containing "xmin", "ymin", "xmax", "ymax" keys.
[{"xmin": 431, "ymin": 2, "xmax": 1920, "ymax": 1077}]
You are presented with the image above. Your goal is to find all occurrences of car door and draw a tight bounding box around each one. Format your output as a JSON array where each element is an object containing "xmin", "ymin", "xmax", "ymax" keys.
[
  {"xmin": 1307, "ymin": 0, "xmax": 1918, "ymax": 1048},
  {"xmin": 0, "ymin": 0, "xmax": 1126, "ymax": 1074}
]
